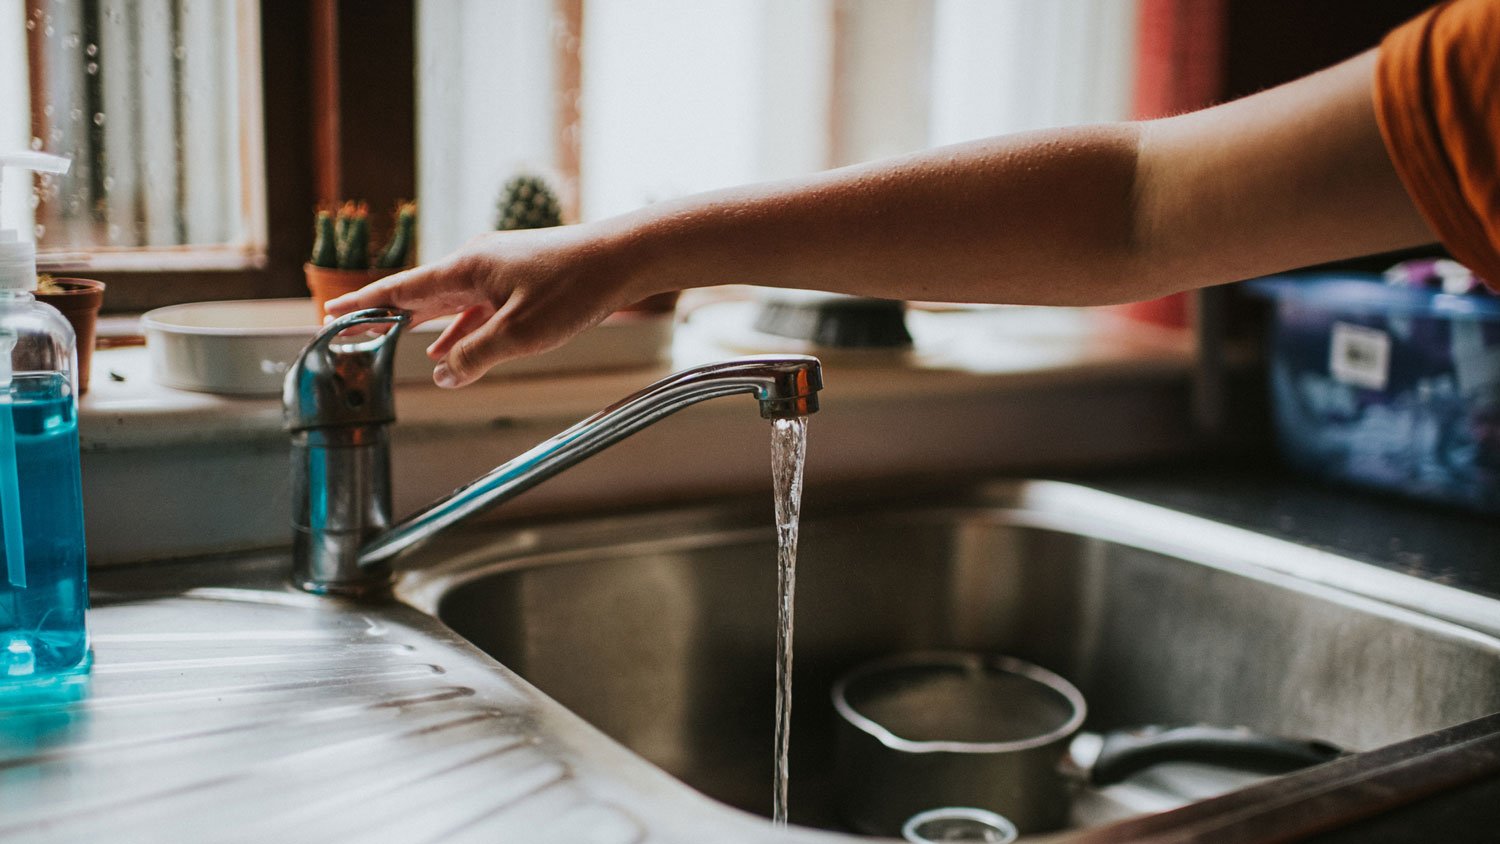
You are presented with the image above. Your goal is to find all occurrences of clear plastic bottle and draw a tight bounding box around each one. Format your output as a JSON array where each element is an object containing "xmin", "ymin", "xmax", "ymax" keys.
[{"xmin": 0, "ymin": 152, "xmax": 88, "ymax": 681}]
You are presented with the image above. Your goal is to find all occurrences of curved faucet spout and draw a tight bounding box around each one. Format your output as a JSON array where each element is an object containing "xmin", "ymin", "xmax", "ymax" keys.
[{"xmin": 356, "ymin": 355, "xmax": 823, "ymax": 569}]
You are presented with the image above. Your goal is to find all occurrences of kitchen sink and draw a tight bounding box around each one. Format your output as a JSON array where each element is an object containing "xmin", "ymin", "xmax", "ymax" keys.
[{"xmin": 398, "ymin": 481, "xmax": 1500, "ymax": 836}]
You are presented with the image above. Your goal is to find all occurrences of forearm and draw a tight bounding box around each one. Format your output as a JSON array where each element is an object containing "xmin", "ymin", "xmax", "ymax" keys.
[
  {"xmin": 608, "ymin": 124, "xmax": 1152, "ymax": 307},
  {"xmin": 607, "ymin": 51, "xmax": 1430, "ymax": 309},
  {"xmin": 1135, "ymin": 51, "xmax": 1431, "ymax": 291}
]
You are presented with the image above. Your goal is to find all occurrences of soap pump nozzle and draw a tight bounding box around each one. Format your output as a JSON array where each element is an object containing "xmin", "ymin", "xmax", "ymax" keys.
[{"xmin": 0, "ymin": 152, "xmax": 71, "ymax": 293}]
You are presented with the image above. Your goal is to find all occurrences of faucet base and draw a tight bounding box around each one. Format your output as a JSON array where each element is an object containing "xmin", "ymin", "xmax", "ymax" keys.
[
  {"xmin": 292, "ymin": 523, "xmax": 396, "ymax": 598},
  {"xmin": 292, "ymin": 572, "xmax": 394, "ymax": 600}
]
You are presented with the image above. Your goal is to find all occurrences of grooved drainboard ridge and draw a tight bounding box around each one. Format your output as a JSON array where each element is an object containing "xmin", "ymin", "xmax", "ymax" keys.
[
  {"xmin": 0, "ymin": 709, "xmax": 540, "ymax": 833},
  {"xmin": 0, "ymin": 684, "xmax": 482, "ymax": 768},
  {"xmin": 91, "ymin": 641, "xmax": 416, "ymax": 671},
  {"xmin": 32, "ymin": 664, "xmax": 450, "ymax": 720},
  {"xmin": 0, "ymin": 591, "xmax": 658, "ymax": 843}
]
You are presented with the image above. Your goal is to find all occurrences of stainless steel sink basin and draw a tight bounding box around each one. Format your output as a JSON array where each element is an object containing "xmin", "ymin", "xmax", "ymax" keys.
[{"xmin": 398, "ymin": 481, "xmax": 1500, "ymax": 836}]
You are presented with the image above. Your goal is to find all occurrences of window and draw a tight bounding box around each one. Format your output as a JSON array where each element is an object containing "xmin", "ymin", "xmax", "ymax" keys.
[
  {"xmin": 415, "ymin": 0, "xmax": 566, "ymax": 262},
  {"xmin": 417, "ymin": 0, "xmax": 1140, "ymax": 258},
  {"xmin": 2, "ymin": 0, "xmax": 263, "ymax": 268},
  {"xmin": 2, "ymin": 1, "xmax": 415, "ymax": 313},
  {"xmin": 5, "ymin": 1, "xmax": 1146, "ymax": 311}
]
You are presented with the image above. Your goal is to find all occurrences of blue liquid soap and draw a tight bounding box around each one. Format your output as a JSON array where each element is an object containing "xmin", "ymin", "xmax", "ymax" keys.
[{"xmin": 0, "ymin": 373, "xmax": 88, "ymax": 679}]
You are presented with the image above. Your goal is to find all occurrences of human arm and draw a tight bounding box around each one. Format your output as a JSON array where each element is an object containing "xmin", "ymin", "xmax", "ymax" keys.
[{"xmin": 327, "ymin": 50, "xmax": 1433, "ymax": 388}]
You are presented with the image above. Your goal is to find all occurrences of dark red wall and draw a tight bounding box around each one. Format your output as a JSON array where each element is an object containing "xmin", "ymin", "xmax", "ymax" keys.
[
  {"xmin": 1222, "ymin": 0, "xmax": 1433, "ymax": 98},
  {"xmin": 1222, "ymin": 0, "xmax": 1446, "ymax": 275}
]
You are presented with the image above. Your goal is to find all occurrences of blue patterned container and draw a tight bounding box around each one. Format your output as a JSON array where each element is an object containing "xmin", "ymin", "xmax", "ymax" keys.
[{"xmin": 1247, "ymin": 273, "xmax": 1500, "ymax": 513}]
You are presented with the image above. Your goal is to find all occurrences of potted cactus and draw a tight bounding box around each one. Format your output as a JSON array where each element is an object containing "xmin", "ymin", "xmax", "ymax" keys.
[
  {"xmin": 305, "ymin": 201, "xmax": 417, "ymax": 314},
  {"xmin": 497, "ymin": 174, "xmax": 677, "ymax": 314},
  {"xmin": 496, "ymin": 173, "xmax": 564, "ymax": 231}
]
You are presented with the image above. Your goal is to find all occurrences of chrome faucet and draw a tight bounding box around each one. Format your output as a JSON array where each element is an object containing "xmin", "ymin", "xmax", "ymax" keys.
[{"xmin": 284, "ymin": 307, "xmax": 823, "ymax": 598}]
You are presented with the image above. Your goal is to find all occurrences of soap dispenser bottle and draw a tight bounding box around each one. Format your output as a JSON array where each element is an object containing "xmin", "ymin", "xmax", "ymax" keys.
[{"xmin": 0, "ymin": 152, "xmax": 89, "ymax": 682}]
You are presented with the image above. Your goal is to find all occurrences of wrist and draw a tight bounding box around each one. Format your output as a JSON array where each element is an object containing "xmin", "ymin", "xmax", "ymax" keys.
[{"xmin": 590, "ymin": 208, "xmax": 687, "ymax": 308}]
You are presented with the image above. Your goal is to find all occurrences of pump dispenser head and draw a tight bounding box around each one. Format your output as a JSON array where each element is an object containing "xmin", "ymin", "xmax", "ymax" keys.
[{"xmin": 0, "ymin": 152, "xmax": 71, "ymax": 292}]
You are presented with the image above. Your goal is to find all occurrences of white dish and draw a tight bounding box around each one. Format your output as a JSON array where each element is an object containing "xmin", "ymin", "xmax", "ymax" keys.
[{"xmin": 143, "ymin": 298, "xmax": 672, "ymax": 395}]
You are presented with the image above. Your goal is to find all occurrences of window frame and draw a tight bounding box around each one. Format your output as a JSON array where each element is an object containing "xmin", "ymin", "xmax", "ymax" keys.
[{"xmin": 28, "ymin": 0, "xmax": 416, "ymax": 314}]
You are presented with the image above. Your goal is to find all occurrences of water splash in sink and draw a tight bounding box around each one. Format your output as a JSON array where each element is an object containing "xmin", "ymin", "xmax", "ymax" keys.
[{"xmin": 771, "ymin": 416, "xmax": 807, "ymax": 825}]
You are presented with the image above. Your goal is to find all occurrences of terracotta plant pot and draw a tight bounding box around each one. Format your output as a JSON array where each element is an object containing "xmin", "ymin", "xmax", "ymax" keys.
[
  {"xmin": 36, "ymin": 277, "xmax": 105, "ymax": 395},
  {"xmin": 305, "ymin": 263, "xmax": 405, "ymax": 315}
]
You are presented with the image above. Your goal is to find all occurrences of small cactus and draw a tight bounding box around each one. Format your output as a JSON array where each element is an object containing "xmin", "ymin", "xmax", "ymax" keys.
[
  {"xmin": 312, "ymin": 201, "xmax": 415, "ymax": 270},
  {"xmin": 376, "ymin": 201, "xmax": 418, "ymax": 269},
  {"xmin": 497, "ymin": 173, "xmax": 563, "ymax": 231},
  {"xmin": 311, "ymin": 210, "xmax": 337, "ymax": 268},
  {"xmin": 335, "ymin": 202, "xmax": 370, "ymax": 270}
]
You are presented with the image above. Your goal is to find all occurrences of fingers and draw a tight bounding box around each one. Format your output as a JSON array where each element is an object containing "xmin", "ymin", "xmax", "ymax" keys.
[
  {"xmin": 433, "ymin": 306, "xmax": 525, "ymax": 388},
  {"xmin": 317, "ymin": 228, "xmax": 617, "ymax": 389},
  {"xmin": 322, "ymin": 266, "xmax": 421, "ymax": 315},
  {"xmin": 433, "ymin": 292, "xmax": 615, "ymax": 388},
  {"xmin": 425, "ymin": 304, "xmax": 493, "ymax": 361},
  {"xmin": 324, "ymin": 259, "xmax": 479, "ymax": 325}
]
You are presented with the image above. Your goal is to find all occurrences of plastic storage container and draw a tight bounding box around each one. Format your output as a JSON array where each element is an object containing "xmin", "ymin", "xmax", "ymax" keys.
[
  {"xmin": 0, "ymin": 152, "xmax": 89, "ymax": 683},
  {"xmin": 1248, "ymin": 273, "xmax": 1500, "ymax": 513}
]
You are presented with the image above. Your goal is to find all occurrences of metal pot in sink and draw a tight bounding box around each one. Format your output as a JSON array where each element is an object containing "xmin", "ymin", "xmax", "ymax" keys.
[{"xmin": 832, "ymin": 651, "xmax": 1343, "ymax": 837}]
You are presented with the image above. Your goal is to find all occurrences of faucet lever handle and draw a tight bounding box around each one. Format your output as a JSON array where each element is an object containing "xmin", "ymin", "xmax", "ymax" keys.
[{"xmin": 283, "ymin": 308, "xmax": 411, "ymax": 432}]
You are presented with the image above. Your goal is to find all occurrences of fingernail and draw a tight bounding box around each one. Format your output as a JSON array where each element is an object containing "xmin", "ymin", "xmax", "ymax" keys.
[{"xmin": 434, "ymin": 364, "xmax": 457, "ymax": 388}]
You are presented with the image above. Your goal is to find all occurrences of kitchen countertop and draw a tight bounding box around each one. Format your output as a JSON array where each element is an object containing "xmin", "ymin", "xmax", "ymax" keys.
[
  {"xmin": 2, "ymin": 471, "xmax": 1497, "ymax": 843},
  {"xmin": 1085, "ymin": 460, "xmax": 1500, "ymax": 601}
]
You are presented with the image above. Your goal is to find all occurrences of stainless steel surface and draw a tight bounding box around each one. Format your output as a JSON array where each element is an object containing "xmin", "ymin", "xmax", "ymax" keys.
[
  {"xmin": 0, "ymin": 555, "xmax": 846, "ymax": 844},
  {"xmin": 359, "ymin": 354, "xmax": 823, "ymax": 568},
  {"xmin": 284, "ymin": 307, "xmax": 822, "ymax": 593},
  {"xmin": 833, "ymin": 652, "xmax": 1088, "ymax": 835},
  {"xmin": 1089, "ymin": 464, "xmax": 1500, "ymax": 601},
  {"xmin": 282, "ymin": 308, "xmax": 409, "ymax": 432},
  {"xmin": 402, "ymin": 481, "xmax": 1500, "ymax": 834},
  {"xmin": 285, "ymin": 308, "xmax": 409, "ymax": 597},
  {"xmin": 289, "ymin": 426, "xmax": 395, "ymax": 595},
  {"xmin": 6, "ymin": 481, "xmax": 1497, "ymax": 843}
]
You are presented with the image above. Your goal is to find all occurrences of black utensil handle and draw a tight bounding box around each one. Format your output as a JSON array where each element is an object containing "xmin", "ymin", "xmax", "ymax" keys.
[{"xmin": 1089, "ymin": 725, "xmax": 1344, "ymax": 787}]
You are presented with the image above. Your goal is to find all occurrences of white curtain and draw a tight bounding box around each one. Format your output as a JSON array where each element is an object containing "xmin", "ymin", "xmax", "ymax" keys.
[
  {"xmin": 929, "ymin": 0, "xmax": 1139, "ymax": 145},
  {"xmin": 23, "ymin": 0, "xmax": 247, "ymax": 251},
  {"xmin": 416, "ymin": 0, "xmax": 1139, "ymax": 256},
  {"xmin": 416, "ymin": 0, "xmax": 560, "ymax": 262},
  {"xmin": 0, "ymin": 0, "xmax": 31, "ymax": 239},
  {"xmin": 417, "ymin": 0, "xmax": 835, "ymax": 247},
  {"xmin": 579, "ymin": 0, "xmax": 833, "ymax": 220}
]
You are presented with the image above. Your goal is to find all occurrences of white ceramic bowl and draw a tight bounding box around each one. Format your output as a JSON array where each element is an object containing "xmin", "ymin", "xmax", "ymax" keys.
[{"xmin": 142, "ymin": 298, "xmax": 671, "ymax": 395}]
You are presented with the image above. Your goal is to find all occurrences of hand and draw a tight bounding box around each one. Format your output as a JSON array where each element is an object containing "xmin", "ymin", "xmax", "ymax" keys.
[{"xmin": 324, "ymin": 223, "xmax": 642, "ymax": 388}]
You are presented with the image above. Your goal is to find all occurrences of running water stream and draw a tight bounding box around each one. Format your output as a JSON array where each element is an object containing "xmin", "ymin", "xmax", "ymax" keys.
[{"xmin": 771, "ymin": 416, "xmax": 808, "ymax": 826}]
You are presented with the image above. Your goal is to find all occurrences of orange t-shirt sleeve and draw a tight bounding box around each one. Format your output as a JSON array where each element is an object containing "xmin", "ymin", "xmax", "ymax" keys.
[{"xmin": 1374, "ymin": 0, "xmax": 1500, "ymax": 288}]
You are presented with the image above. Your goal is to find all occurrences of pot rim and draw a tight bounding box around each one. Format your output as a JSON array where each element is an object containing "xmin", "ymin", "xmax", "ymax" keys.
[
  {"xmin": 832, "ymin": 650, "xmax": 1088, "ymax": 754},
  {"xmin": 303, "ymin": 262, "xmax": 407, "ymax": 277},
  {"xmin": 141, "ymin": 300, "xmax": 320, "ymax": 338},
  {"xmin": 36, "ymin": 277, "xmax": 106, "ymax": 294},
  {"xmin": 141, "ymin": 298, "xmax": 453, "ymax": 338}
]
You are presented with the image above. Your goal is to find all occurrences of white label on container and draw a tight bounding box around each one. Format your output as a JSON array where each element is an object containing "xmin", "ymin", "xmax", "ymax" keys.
[{"xmin": 1329, "ymin": 321, "xmax": 1391, "ymax": 390}]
